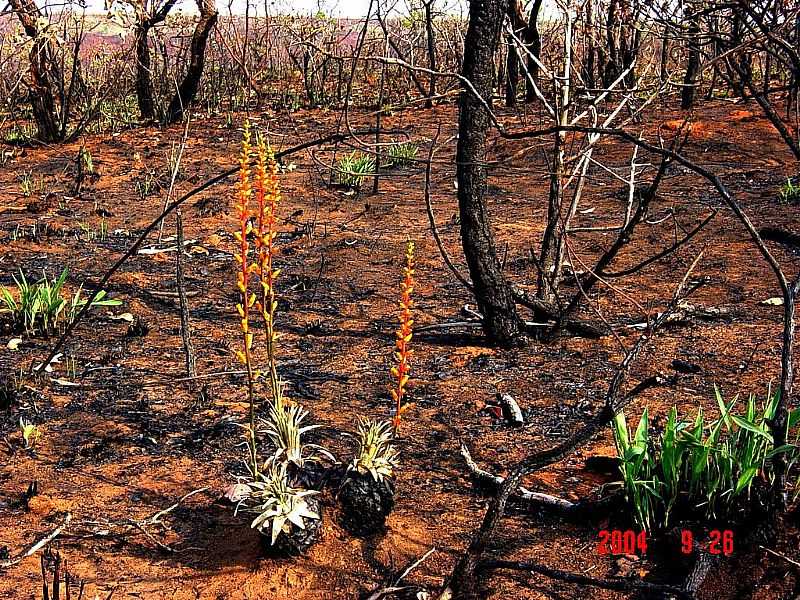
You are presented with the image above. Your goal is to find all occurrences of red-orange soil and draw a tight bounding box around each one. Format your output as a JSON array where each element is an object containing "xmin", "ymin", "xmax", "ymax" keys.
[{"xmin": 1, "ymin": 101, "xmax": 798, "ymax": 598}]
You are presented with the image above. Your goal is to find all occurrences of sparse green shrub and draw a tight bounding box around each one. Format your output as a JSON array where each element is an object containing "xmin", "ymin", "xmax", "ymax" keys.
[
  {"xmin": 78, "ymin": 218, "xmax": 108, "ymax": 242},
  {"xmin": 335, "ymin": 152, "xmax": 375, "ymax": 189},
  {"xmin": 78, "ymin": 146, "xmax": 94, "ymax": 175},
  {"xmin": 613, "ymin": 387, "xmax": 799, "ymax": 531},
  {"xmin": 88, "ymin": 95, "xmax": 139, "ymax": 134},
  {"xmin": 134, "ymin": 171, "xmax": 157, "ymax": 200}
]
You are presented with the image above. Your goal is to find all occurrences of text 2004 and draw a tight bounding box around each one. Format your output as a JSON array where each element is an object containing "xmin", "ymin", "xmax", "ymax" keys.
[{"xmin": 597, "ymin": 530, "xmax": 648, "ymax": 555}]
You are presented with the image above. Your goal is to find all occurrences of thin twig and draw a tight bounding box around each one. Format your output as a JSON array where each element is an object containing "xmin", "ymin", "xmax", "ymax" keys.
[
  {"xmin": 423, "ymin": 126, "xmax": 472, "ymax": 292},
  {"xmin": 175, "ymin": 209, "xmax": 196, "ymax": 380},
  {"xmin": 0, "ymin": 513, "xmax": 71, "ymax": 569},
  {"xmin": 395, "ymin": 547, "xmax": 437, "ymax": 586},
  {"xmin": 158, "ymin": 116, "xmax": 191, "ymax": 243},
  {"xmin": 460, "ymin": 442, "xmax": 575, "ymax": 511},
  {"xmin": 141, "ymin": 487, "xmax": 208, "ymax": 525},
  {"xmin": 760, "ymin": 545, "xmax": 800, "ymax": 569}
]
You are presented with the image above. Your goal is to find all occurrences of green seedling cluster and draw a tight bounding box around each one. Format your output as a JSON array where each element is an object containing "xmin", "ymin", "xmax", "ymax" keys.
[{"xmin": 613, "ymin": 387, "xmax": 800, "ymax": 531}]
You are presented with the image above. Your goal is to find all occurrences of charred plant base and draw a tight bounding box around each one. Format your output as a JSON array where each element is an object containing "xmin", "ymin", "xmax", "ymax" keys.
[
  {"xmin": 287, "ymin": 461, "xmax": 328, "ymax": 492},
  {"xmin": 259, "ymin": 497, "xmax": 324, "ymax": 558},
  {"xmin": 0, "ymin": 381, "xmax": 16, "ymax": 410},
  {"xmin": 338, "ymin": 473, "xmax": 395, "ymax": 537}
]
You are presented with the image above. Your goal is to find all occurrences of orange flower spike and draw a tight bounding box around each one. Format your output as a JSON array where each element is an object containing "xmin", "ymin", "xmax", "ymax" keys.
[
  {"xmin": 253, "ymin": 136, "xmax": 271, "ymax": 328},
  {"xmin": 252, "ymin": 136, "xmax": 283, "ymax": 408},
  {"xmin": 263, "ymin": 148, "xmax": 281, "ymax": 290},
  {"xmin": 233, "ymin": 121, "xmax": 259, "ymax": 476},
  {"xmin": 392, "ymin": 240, "xmax": 415, "ymax": 433},
  {"xmin": 236, "ymin": 121, "xmax": 253, "ymax": 338}
]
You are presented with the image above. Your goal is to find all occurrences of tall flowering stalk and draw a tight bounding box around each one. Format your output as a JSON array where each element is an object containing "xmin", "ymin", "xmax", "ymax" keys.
[
  {"xmin": 233, "ymin": 122, "xmax": 259, "ymax": 476},
  {"xmin": 253, "ymin": 136, "xmax": 282, "ymax": 410},
  {"xmin": 391, "ymin": 240, "xmax": 415, "ymax": 433}
]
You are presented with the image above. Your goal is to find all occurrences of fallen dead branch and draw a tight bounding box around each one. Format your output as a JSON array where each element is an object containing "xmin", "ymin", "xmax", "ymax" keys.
[
  {"xmin": 67, "ymin": 487, "xmax": 209, "ymax": 554},
  {"xmin": 365, "ymin": 547, "xmax": 437, "ymax": 600},
  {"xmin": 760, "ymin": 545, "xmax": 800, "ymax": 569},
  {"xmin": 460, "ymin": 442, "xmax": 575, "ymax": 512},
  {"xmin": 478, "ymin": 559, "xmax": 692, "ymax": 599},
  {"xmin": 415, "ymin": 320, "xmax": 549, "ymax": 334},
  {"xmin": 0, "ymin": 512, "xmax": 71, "ymax": 569}
]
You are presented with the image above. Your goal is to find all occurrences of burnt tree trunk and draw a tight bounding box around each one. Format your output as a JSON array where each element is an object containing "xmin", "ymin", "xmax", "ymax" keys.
[
  {"xmin": 681, "ymin": 13, "xmax": 701, "ymax": 109},
  {"xmin": 621, "ymin": 27, "xmax": 640, "ymax": 89},
  {"xmin": 134, "ymin": 0, "xmax": 179, "ymax": 121},
  {"xmin": 505, "ymin": 0, "xmax": 526, "ymax": 107},
  {"xmin": 135, "ymin": 22, "xmax": 157, "ymax": 121},
  {"xmin": 165, "ymin": 0, "xmax": 217, "ymax": 124},
  {"xmin": 10, "ymin": 0, "xmax": 63, "ymax": 142},
  {"xmin": 583, "ymin": 0, "xmax": 597, "ymax": 90},
  {"xmin": 458, "ymin": 0, "xmax": 524, "ymax": 347},
  {"xmin": 793, "ymin": 13, "xmax": 800, "ymax": 113},
  {"xmin": 731, "ymin": 12, "xmax": 750, "ymax": 99},
  {"xmin": 772, "ymin": 275, "xmax": 798, "ymax": 507},
  {"xmin": 602, "ymin": 0, "xmax": 620, "ymax": 88},
  {"xmin": 524, "ymin": 0, "xmax": 543, "ymax": 101},
  {"xmin": 504, "ymin": 35, "xmax": 519, "ymax": 107}
]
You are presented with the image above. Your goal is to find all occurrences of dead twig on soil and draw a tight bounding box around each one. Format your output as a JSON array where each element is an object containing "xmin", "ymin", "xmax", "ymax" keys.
[
  {"xmin": 140, "ymin": 487, "xmax": 208, "ymax": 526},
  {"xmin": 365, "ymin": 547, "xmax": 437, "ymax": 600},
  {"xmin": 460, "ymin": 442, "xmax": 575, "ymax": 512},
  {"xmin": 478, "ymin": 560, "xmax": 692, "ymax": 599},
  {"xmin": 73, "ymin": 487, "xmax": 209, "ymax": 555},
  {"xmin": 415, "ymin": 320, "xmax": 549, "ymax": 334},
  {"xmin": 175, "ymin": 209, "xmax": 196, "ymax": 380},
  {"xmin": 0, "ymin": 513, "xmax": 71, "ymax": 569},
  {"xmin": 760, "ymin": 545, "xmax": 800, "ymax": 569},
  {"xmin": 125, "ymin": 519, "xmax": 175, "ymax": 553}
]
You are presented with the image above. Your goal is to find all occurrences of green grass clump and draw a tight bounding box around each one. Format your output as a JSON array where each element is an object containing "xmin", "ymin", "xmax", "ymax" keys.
[
  {"xmin": 4, "ymin": 123, "xmax": 35, "ymax": 144},
  {"xmin": 335, "ymin": 152, "xmax": 375, "ymax": 189},
  {"xmin": 613, "ymin": 387, "xmax": 799, "ymax": 531},
  {"xmin": 386, "ymin": 142, "xmax": 419, "ymax": 167},
  {"xmin": 0, "ymin": 268, "xmax": 121, "ymax": 336},
  {"xmin": 778, "ymin": 178, "xmax": 800, "ymax": 204}
]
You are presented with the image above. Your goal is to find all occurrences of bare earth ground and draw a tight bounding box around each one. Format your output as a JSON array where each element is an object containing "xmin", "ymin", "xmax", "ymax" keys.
[{"xmin": 1, "ymin": 101, "xmax": 799, "ymax": 599}]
